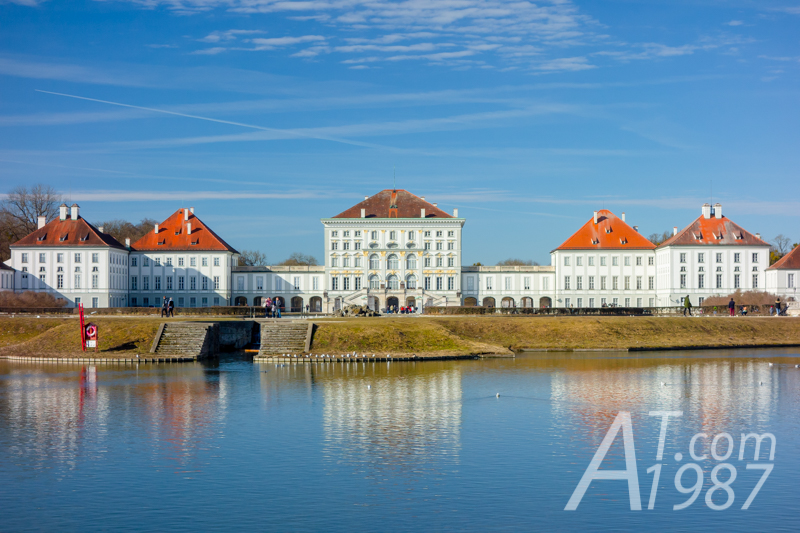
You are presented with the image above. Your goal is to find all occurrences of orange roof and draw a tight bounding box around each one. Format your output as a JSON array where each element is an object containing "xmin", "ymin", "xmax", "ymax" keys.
[
  {"xmin": 658, "ymin": 215, "xmax": 769, "ymax": 247},
  {"xmin": 768, "ymin": 245, "xmax": 800, "ymax": 270},
  {"xmin": 555, "ymin": 210, "xmax": 656, "ymax": 251},
  {"xmin": 332, "ymin": 190, "xmax": 453, "ymax": 219},
  {"xmin": 132, "ymin": 209, "xmax": 238, "ymax": 253},
  {"xmin": 11, "ymin": 215, "xmax": 126, "ymax": 250}
]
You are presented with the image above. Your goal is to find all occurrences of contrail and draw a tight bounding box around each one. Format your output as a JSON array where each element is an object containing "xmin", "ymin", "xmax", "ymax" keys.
[{"xmin": 34, "ymin": 89, "xmax": 390, "ymax": 150}]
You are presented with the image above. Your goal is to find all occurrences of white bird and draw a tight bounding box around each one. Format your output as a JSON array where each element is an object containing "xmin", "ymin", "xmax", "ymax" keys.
[
  {"xmin": 769, "ymin": 362, "xmax": 774, "ymax": 367},
  {"xmin": 367, "ymin": 385, "xmax": 371, "ymax": 389},
  {"xmin": 496, "ymin": 393, "xmax": 500, "ymax": 397},
  {"xmin": 661, "ymin": 382, "xmax": 665, "ymax": 386}
]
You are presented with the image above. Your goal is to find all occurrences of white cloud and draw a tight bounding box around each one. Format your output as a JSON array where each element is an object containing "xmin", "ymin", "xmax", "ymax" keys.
[
  {"xmin": 191, "ymin": 46, "xmax": 228, "ymax": 55},
  {"xmin": 725, "ymin": 20, "xmax": 744, "ymax": 26},
  {"xmin": 535, "ymin": 56, "xmax": 595, "ymax": 72},
  {"xmin": 249, "ymin": 35, "xmax": 326, "ymax": 50},
  {"xmin": 198, "ymin": 29, "xmax": 263, "ymax": 43},
  {"xmin": 2, "ymin": 0, "xmax": 42, "ymax": 5}
]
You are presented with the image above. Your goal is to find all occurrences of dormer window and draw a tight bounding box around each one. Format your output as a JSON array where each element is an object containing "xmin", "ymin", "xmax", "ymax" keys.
[
  {"xmin": 174, "ymin": 230, "xmax": 181, "ymax": 235},
  {"xmin": 620, "ymin": 237, "xmax": 628, "ymax": 245},
  {"xmin": 59, "ymin": 234, "xmax": 68, "ymax": 241},
  {"xmin": 80, "ymin": 233, "xmax": 89, "ymax": 242},
  {"xmin": 158, "ymin": 239, "xmax": 166, "ymax": 245},
  {"xmin": 191, "ymin": 239, "xmax": 199, "ymax": 245},
  {"xmin": 605, "ymin": 227, "xmax": 612, "ymax": 234},
  {"xmin": 37, "ymin": 233, "xmax": 47, "ymax": 241},
  {"xmin": 591, "ymin": 238, "xmax": 600, "ymax": 245}
]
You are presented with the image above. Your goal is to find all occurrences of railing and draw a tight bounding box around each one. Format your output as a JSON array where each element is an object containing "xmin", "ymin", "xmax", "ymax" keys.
[
  {"xmin": 0, "ymin": 307, "xmax": 74, "ymax": 315},
  {"xmin": 424, "ymin": 306, "xmax": 688, "ymax": 316}
]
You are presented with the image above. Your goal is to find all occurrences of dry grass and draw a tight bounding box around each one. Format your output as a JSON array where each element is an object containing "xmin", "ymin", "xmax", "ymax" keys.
[
  {"xmin": 0, "ymin": 317, "xmax": 161, "ymax": 358},
  {"xmin": 313, "ymin": 315, "xmax": 800, "ymax": 353}
]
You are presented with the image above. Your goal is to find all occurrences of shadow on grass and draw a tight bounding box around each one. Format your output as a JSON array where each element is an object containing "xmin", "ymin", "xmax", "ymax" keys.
[{"xmin": 105, "ymin": 341, "xmax": 138, "ymax": 352}]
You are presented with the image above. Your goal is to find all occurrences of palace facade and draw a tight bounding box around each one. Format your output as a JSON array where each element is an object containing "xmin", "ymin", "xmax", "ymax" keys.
[{"xmin": 3, "ymin": 190, "xmax": 797, "ymax": 311}]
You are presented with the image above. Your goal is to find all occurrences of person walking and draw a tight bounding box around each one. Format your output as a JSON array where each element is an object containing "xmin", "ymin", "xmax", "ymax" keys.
[
  {"xmin": 683, "ymin": 295, "xmax": 692, "ymax": 316},
  {"xmin": 161, "ymin": 296, "xmax": 168, "ymax": 317},
  {"xmin": 728, "ymin": 297, "xmax": 735, "ymax": 317},
  {"xmin": 775, "ymin": 297, "xmax": 781, "ymax": 317},
  {"xmin": 168, "ymin": 297, "xmax": 175, "ymax": 317},
  {"xmin": 264, "ymin": 297, "xmax": 271, "ymax": 318},
  {"xmin": 275, "ymin": 299, "xmax": 282, "ymax": 318}
]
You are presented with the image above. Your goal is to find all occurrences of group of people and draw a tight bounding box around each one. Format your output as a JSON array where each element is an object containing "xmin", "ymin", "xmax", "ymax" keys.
[
  {"xmin": 385, "ymin": 305, "xmax": 416, "ymax": 314},
  {"xmin": 161, "ymin": 296, "xmax": 174, "ymax": 317},
  {"xmin": 684, "ymin": 295, "xmax": 787, "ymax": 317},
  {"xmin": 262, "ymin": 297, "xmax": 282, "ymax": 319}
]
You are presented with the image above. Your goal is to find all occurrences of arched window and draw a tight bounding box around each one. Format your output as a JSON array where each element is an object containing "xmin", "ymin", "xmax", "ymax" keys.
[
  {"xmin": 406, "ymin": 274, "xmax": 417, "ymax": 289},
  {"xmin": 369, "ymin": 254, "xmax": 379, "ymax": 270},
  {"xmin": 387, "ymin": 275, "xmax": 399, "ymax": 290},
  {"xmin": 406, "ymin": 254, "xmax": 417, "ymax": 270},
  {"xmin": 369, "ymin": 274, "xmax": 380, "ymax": 289},
  {"xmin": 387, "ymin": 254, "xmax": 399, "ymax": 270}
]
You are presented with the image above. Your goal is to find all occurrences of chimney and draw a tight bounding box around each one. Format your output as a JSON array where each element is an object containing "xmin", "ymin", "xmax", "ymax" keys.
[
  {"xmin": 433, "ymin": 203, "xmax": 438, "ymax": 208},
  {"xmin": 453, "ymin": 208, "xmax": 458, "ymax": 217},
  {"xmin": 125, "ymin": 238, "xmax": 130, "ymax": 249},
  {"xmin": 702, "ymin": 203, "xmax": 711, "ymax": 219},
  {"xmin": 364, "ymin": 196, "xmax": 369, "ymax": 200},
  {"xmin": 421, "ymin": 196, "xmax": 425, "ymax": 202},
  {"xmin": 187, "ymin": 223, "xmax": 192, "ymax": 234},
  {"xmin": 98, "ymin": 225, "xmax": 104, "ymax": 233},
  {"xmin": 59, "ymin": 204, "xmax": 68, "ymax": 221},
  {"xmin": 190, "ymin": 207, "xmax": 194, "ymax": 214},
  {"xmin": 360, "ymin": 208, "xmax": 366, "ymax": 218},
  {"xmin": 621, "ymin": 212, "xmax": 626, "ymax": 222},
  {"xmin": 756, "ymin": 233, "xmax": 761, "ymax": 240},
  {"xmin": 673, "ymin": 226, "xmax": 678, "ymax": 236},
  {"xmin": 184, "ymin": 208, "xmax": 189, "ymax": 221},
  {"xmin": 593, "ymin": 211, "xmax": 598, "ymax": 224},
  {"xmin": 633, "ymin": 225, "xmax": 639, "ymax": 233},
  {"xmin": 37, "ymin": 216, "xmax": 46, "ymax": 230},
  {"xmin": 714, "ymin": 203, "xmax": 722, "ymax": 218},
  {"xmin": 70, "ymin": 203, "xmax": 79, "ymax": 220},
  {"xmin": 154, "ymin": 224, "xmax": 159, "ymax": 234},
  {"xmin": 421, "ymin": 208, "xmax": 426, "ymax": 218}
]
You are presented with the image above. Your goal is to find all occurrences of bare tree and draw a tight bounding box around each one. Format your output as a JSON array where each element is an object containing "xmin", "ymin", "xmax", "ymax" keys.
[
  {"xmin": 279, "ymin": 252, "xmax": 319, "ymax": 266},
  {"xmin": 772, "ymin": 234, "xmax": 792, "ymax": 255},
  {"xmin": 496, "ymin": 258, "xmax": 540, "ymax": 266},
  {"xmin": 648, "ymin": 230, "xmax": 673, "ymax": 245},
  {"xmin": 94, "ymin": 218, "xmax": 158, "ymax": 243},
  {"xmin": 0, "ymin": 184, "xmax": 63, "ymax": 260},
  {"xmin": 238, "ymin": 249, "xmax": 268, "ymax": 266}
]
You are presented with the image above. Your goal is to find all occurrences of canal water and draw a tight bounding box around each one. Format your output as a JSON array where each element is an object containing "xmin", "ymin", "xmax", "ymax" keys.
[{"xmin": 1, "ymin": 348, "xmax": 798, "ymax": 532}]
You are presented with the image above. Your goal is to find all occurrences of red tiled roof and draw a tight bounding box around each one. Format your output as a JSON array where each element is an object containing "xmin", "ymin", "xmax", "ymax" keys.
[
  {"xmin": 132, "ymin": 209, "xmax": 238, "ymax": 253},
  {"xmin": 658, "ymin": 215, "xmax": 769, "ymax": 247},
  {"xmin": 11, "ymin": 216, "xmax": 126, "ymax": 250},
  {"xmin": 555, "ymin": 210, "xmax": 656, "ymax": 250},
  {"xmin": 768, "ymin": 245, "xmax": 800, "ymax": 270},
  {"xmin": 332, "ymin": 190, "xmax": 453, "ymax": 219}
]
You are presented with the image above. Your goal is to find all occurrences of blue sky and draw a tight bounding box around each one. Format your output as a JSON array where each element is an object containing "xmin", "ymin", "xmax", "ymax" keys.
[{"xmin": 0, "ymin": 0, "xmax": 798, "ymax": 265}]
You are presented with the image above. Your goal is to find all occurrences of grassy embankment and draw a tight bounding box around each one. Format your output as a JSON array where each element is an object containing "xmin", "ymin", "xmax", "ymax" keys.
[
  {"xmin": 311, "ymin": 316, "xmax": 800, "ymax": 356},
  {"xmin": 1, "ymin": 315, "xmax": 799, "ymax": 359}
]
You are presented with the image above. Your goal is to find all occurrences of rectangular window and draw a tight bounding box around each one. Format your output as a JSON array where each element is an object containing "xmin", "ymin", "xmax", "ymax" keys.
[
  {"xmin": 716, "ymin": 253, "xmax": 722, "ymax": 263},
  {"xmin": 424, "ymin": 257, "xmax": 431, "ymax": 267},
  {"xmin": 132, "ymin": 277, "xmax": 138, "ymax": 291},
  {"xmin": 331, "ymin": 276, "xmax": 339, "ymax": 290},
  {"xmin": 424, "ymin": 242, "xmax": 431, "ymax": 250},
  {"xmin": 188, "ymin": 257, "xmax": 196, "ymax": 267},
  {"xmin": 331, "ymin": 241, "xmax": 338, "ymax": 250},
  {"xmin": 624, "ymin": 298, "xmax": 630, "ymax": 307},
  {"xmin": 565, "ymin": 298, "xmax": 571, "ymax": 308},
  {"xmin": 448, "ymin": 257, "xmax": 455, "ymax": 267},
  {"xmin": 190, "ymin": 276, "xmax": 197, "ymax": 290},
  {"xmin": 698, "ymin": 253, "xmax": 704, "ymax": 263},
  {"xmin": 577, "ymin": 276, "xmax": 583, "ymax": 290},
  {"xmin": 448, "ymin": 241, "xmax": 455, "ymax": 250},
  {"xmin": 213, "ymin": 276, "xmax": 219, "ymax": 290},
  {"xmin": 255, "ymin": 276, "xmax": 263, "ymax": 290},
  {"xmin": 130, "ymin": 256, "xmax": 137, "ymax": 267},
  {"xmin": 600, "ymin": 257, "xmax": 607, "ymax": 266},
  {"xmin": 57, "ymin": 274, "xmax": 64, "ymax": 289},
  {"xmin": 680, "ymin": 253, "xmax": 686, "ymax": 263},
  {"xmin": 436, "ymin": 257, "xmax": 443, "ymax": 267},
  {"xmin": 577, "ymin": 298, "xmax": 582, "ymax": 308},
  {"xmin": 167, "ymin": 277, "xmax": 173, "ymax": 290},
  {"xmin": 143, "ymin": 257, "xmax": 149, "ymax": 267},
  {"xmin": 74, "ymin": 274, "xmax": 81, "ymax": 289},
  {"xmin": 613, "ymin": 297, "xmax": 619, "ymax": 306},
  {"xmin": 715, "ymin": 273, "xmax": 722, "ymax": 288},
  {"xmin": 788, "ymin": 273, "xmax": 794, "ymax": 288},
  {"xmin": 57, "ymin": 253, "xmax": 63, "ymax": 263},
  {"xmin": 92, "ymin": 297, "xmax": 98, "ymax": 308},
  {"xmin": 752, "ymin": 253, "xmax": 759, "ymax": 263},
  {"xmin": 588, "ymin": 276, "xmax": 595, "ymax": 290},
  {"xmin": 636, "ymin": 256, "xmax": 642, "ymax": 266},
  {"xmin": 190, "ymin": 297, "xmax": 196, "ymax": 308},
  {"xmin": 648, "ymin": 276, "xmax": 654, "ymax": 290},
  {"xmin": 354, "ymin": 277, "xmax": 361, "ymax": 290},
  {"xmin": 155, "ymin": 276, "xmax": 161, "ymax": 290},
  {"xmin": 636, "ymin": 276, "xmax": 642, "ymax": 290},
  {"xmin": 237, "ymin": 277, "xmax": 244, "ymax": 290},
  {"xmin": 543, "ymin": 277, "xmax": 549, "ymax": 290},
  {"xmin": 313, "ymin": 277, "xmax": 319, "ymax": 290},
  {"xmin": 564, "ymin": 276, "xmax": 571, "ymax": 290},
  {"xmin": 636, "ymin": 298, "xmax": 642, "ymax": 307},
  {"xmin": 202, "ymin": 257, "xmax": 208, "ymax": 267},
  {"xmin": 648, "ymin": 257, "xmax": 654, "ymax": 266},
  {"xmin": 734, "ymin": 274, "xmax": 740, "ymax": 288},
  {"xmin": 588, "ymin": 256, "xmax": 595, "ymax": 266},
  {"xmin": 698, "ymin": 274, "xmax": 704, "ymax": 289},
  {"xmin": 214, "ymin": 257, "xmax": 220, "ymax": 267},
  {"xmin": 425, "ymin": 276, "xmax": 431, "ymax": 290},
  {"xmin": 343, "ymin": 277, "xmax": 350, "ymax": 290},
  {"xmin": 624, "ymin": 256, "xmax": 630, "ymax": 266},
  {"xmin": 164, "ymin": 257, "xmax": 172, "ymax": 267},
  {"xmin": 486, "ymin": 277, "xmax": 493, "ymax": 290},
  {"xmin": 589, "ymin": 298, "xmax": 595, "ymax": 308},
  {"xmin": 389, "ymin": 231, "xmax": 396, "ymax": 240},
  {"xmin": 38, "ymin": 253, "xmax": 46, "ymax": 263},
  {"xmin": 612, "ymin": 276, "xmax": 619, "ymax": 290},
  {"xmin": 752, "ymin": 274, "xmax": 758, "ymax": 288},
  {"xmin": 131, "ymin": 297, "xmax": 138, "ymax": 307},
  {"xmin": 436, "ymin": 277, "xmax": 443, "ymax": 290},
  {"xmin": 154, "ymin": 257, "xmax": 161, "ymax": 266},
  {"xmin": 436, "ymin": 231, "xmax": 443, "ymax": 238},
  {"xmin": 276, "ymin": 277, "xmax": 283, "ymax": 291},
  {"xmin": 601, "ymin": 297, "xmax": 606, "ymax": 306},
  {"xmin": 680, "ymin": 274, "xmax": 686, "ymax": 288},
  {"xmin": 178, "ymin": 257, "xmax": 184, "ymax": 267},
  {"xmin": 331, "ymin": 230, "xmax": 338, "ymax": 238},
  {"xmin": 448, "ymin": 231, "xmax": 455, "ymax": 237},
  {"xmin": 448, "ymin": 277, "xmax": 455, "ymax": 290},
  {"xmin": 612, "ymin": 256, "xmax": 619, "ymax": 266},
  {"xmin": 734, "ymin": 253, "xmax": 740, "ymax": 263},
  {"xmin": 343, "ymin": 242, "xmax": 350, "ymax": 250},
  {"xmin": 576, "ymin": 256, "xmax": 582, "ymax": 266},
  {"xmin": 649, "ymin": 298, "xmax": 654, "ymax": 307},
  {"xmin": 214, "ymin": 297, "xmax": 220, "ymax": 306},
  {"xmin": 505, "ymin": 277, "xmax": 511, "ymax": 290},
  {"xmin": 601, "ymin": 276, "xmax": 607, "ymax": 290},
  {"xmin": 92, "ymin": 274, "xmax": 98, "ymax": 289},
  {"xmin": 75, "ymin": 253, "xmax": 81, "ymax": 263},
  {"xmin": 143, "ymin": 276, "xmax": 149, "ymax": 290},
  {"xmin": 355, "ymin": 242, "xmax": 361, "ymax": 250},
  {"xmin": 467, "ymin": 277, "xmax": 475, "ymax": 290},
  {"xmin": 564, "ymin": 256, "xmax": 570, "ymax": 266},
  {"xmin": 177, "ymin": 276, "xmax": 183, "ymax": 290},
  {"xmin": 436, "ymin": 242, "xmax": 443, "ymax": 251},
  {"xmin": 624, "ymin": 276, "xmax": 630, "ymax": 290},
  {"xmin": 524, "ymin": 277, "xmax": 530, "ymax": 290}
]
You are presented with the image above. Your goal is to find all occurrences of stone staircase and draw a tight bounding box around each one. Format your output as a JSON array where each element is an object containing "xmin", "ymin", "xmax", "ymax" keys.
[
  {"xmin": 150, "ymin": 322, "xmax": 220, "ymax": 358},
  {"xmin": 258, "ymin": 321, "xmax": 312, "ymax": 355}
]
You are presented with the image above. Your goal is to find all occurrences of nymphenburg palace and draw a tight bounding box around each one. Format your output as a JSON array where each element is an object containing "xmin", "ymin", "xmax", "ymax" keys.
[{"xmin": 2, "ymin": 190, "xmax": 799, "ymax": 312}]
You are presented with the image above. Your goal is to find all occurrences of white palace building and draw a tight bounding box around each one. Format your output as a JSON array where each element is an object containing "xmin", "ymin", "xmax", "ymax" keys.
[{"xmin": 3, "ymin": 190, "xmax": 798, "ymax": 311}]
